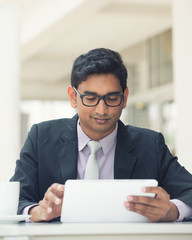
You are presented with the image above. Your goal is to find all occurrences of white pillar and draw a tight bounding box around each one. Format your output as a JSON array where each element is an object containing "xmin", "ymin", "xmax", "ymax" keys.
[
  {"xmin": 0, "ymin": 5, "xmax": 20, "ymax": 181},
  {"xmin": 172, "ymin": 0, "xmax": 192, "ymax": 173}
]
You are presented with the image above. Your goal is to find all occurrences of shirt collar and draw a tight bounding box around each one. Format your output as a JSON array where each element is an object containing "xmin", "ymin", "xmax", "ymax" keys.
[
  {"xmin": 77, "ymin": 120, "xmax": 90, "ymax": 151},
  {"xmin": 77, "ymin": 119, "xmax": 118, "ymax": 154}
]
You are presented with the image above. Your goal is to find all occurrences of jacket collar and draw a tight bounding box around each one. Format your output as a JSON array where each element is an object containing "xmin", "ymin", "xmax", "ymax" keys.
[
  {"xmin": 59, "ymin": 114, "xmax": 78, "ymax": 142},
  {"xmin": 56, "ymin": 114, "xmax": 79, "ymax": 183},
  {"xmin": 114, "ymin": 120, "xmax": 137, "ymax": 179}
]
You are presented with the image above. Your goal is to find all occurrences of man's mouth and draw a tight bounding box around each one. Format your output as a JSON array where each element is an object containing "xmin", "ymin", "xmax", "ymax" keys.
[{"xmin": 93, "ymin": 117, "xmax": 109, "ymax": 124}]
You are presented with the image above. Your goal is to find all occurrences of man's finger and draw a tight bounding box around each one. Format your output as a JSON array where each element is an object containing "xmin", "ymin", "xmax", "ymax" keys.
[
  {"xmin": 126, "ymin": 195, "xmax": 158, "ymax": 207},
  {"xmin": 125, "ymin": 199, "xmax": 159, "ymax": 214},
  {"xmin": 130, "ymin": 207, "xmax": 158, "ymax": 222},
  {"xmin": 55, "ymin": 184, "xmax": 65, "ymax": 197},
  {"xmin": 49, "ymin": 183, "xmax": 64, "ymax": 197},
  {"xmin": 142, "ymin": 186, "xmax": 164, "ymax": 194},
  {"xmin": 44, "ymin": 189, "xmax": 61, "ymax": 205},
  {"xmin": 39, "ymin": 200, "xmax": 52, "ymax": 213}
]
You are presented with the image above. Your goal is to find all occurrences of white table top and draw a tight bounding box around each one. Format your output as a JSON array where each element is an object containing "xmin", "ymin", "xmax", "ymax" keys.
[{"xmin": 0, "ymin": 222, "xmax": 192, "ymax": 237}]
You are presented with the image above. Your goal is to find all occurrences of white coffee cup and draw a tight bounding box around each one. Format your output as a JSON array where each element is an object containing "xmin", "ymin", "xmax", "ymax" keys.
[{"xmin": 0, "ymin": 181, "xmax": 20, "ymax": 215}]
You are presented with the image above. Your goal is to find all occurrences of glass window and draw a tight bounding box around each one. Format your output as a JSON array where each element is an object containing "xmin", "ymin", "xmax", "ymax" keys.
[
  {"xmin": 20, "ymin": 100, "xmax": 76, "ymax": 147},
  {"xmin": 159, "ymin": 30, "xmax": 173, "ymax": 85},
  {"xmin": 148, "ymin": 36, "xmax": 160, "ymax": 88},
  {"xmin": 127, "ymin": 103, "xmax": 150, "ymax": 129},
  {"xmin": 127, "ymin": 64, "xmax": 140, "ymax": 95},
  {"xmin": 148, "ymin": 29, "xmax": 172, "ymax": 88},
  {"xmin": 162, "ymin": 101, "xmax": 177, "ymax": 155}
]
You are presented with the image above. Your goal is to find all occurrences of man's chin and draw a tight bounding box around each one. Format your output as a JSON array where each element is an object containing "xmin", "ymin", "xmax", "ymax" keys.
[{"xmin": 89, "ymin": 123, "xmax": 115, "ymax": 135}]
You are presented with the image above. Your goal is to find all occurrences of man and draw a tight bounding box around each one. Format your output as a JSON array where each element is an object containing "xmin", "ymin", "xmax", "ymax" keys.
[{"xmin": 11, "ymin": 48, "xmax": 192, "ymax": 222}]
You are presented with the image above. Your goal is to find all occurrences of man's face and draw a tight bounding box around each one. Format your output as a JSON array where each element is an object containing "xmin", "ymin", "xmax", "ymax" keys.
[{"xmin": 68, "ymin": 73, "xmax": 128, "ymax": 140}]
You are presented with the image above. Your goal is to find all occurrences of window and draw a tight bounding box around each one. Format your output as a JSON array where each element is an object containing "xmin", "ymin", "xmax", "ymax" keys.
[{"xmin": 148, "ymin": 29, "xmax": 172, "ymax": 88}]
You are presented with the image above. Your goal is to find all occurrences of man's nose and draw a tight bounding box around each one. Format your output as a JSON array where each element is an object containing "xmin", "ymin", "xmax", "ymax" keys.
[{"xmin": 94, "ymin": 99, "xmax": 108, "ymax": 115}]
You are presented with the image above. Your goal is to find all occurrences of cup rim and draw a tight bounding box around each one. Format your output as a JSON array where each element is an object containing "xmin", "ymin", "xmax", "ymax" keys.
[{"xmin": 0, "ymin": 181, "xmax": 20, "ymax": 185}]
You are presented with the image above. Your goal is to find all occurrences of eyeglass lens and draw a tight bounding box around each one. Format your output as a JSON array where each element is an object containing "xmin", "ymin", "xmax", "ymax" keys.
[{"xmin": 83, "ymin": 95, "xmax": 122, "ymax": 106}]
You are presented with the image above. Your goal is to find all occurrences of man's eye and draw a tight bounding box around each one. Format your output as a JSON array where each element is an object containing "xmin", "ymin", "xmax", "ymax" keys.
[
  {"xmin": 85, "ymin": 96, "xmax": 97, "ymax": 101},
  {"xmin": 107, "ymin": 96, "xmax": 118, "ymax": 101}
]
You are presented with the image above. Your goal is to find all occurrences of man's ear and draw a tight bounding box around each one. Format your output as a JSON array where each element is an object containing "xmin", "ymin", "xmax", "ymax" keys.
[
  {"xmin": 123, "ymin": 87, "xmax": 129, "ymax": 109},
  {"xmin": 68, "ymin": 86, "xmax": 77, "ymax": 108}
]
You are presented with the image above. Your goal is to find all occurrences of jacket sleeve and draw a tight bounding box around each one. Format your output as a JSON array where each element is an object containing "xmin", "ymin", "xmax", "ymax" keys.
[
  {"xmin": 157, "ymin": 133, "xmax": 192, "ymax": 207},
  {"xmin": 10, "ymin": 124, "xmax": 39, "ymax": 214}
]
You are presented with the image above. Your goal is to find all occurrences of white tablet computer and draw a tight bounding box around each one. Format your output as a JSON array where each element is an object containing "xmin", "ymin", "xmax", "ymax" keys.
[{"xmin": 61, "ymin": 179, "xmax": 158, "ymax": 223}]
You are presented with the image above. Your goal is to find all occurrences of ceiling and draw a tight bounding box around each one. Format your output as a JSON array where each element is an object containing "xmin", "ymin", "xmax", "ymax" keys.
[{"xmin": 1, "ymin": 0, "xmax": 172, "ymax": 100}]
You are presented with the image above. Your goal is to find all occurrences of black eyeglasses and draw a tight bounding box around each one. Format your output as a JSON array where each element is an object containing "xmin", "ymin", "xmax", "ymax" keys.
[{"xmin": 74, "ymin": 87, "xmax": 124, "ymax": 107}]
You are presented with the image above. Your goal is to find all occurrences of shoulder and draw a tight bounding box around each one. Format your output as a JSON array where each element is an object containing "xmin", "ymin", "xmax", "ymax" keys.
[
  {"xmin": 127, "ymin": 125, "xmax": 159, "ymax": 138},
  {"xmin": 118, "ymin": 121, "xmax": 164, "ymax": 147},
  {"xmin": 38, "ymin": 116, "xmax": 75, "ymax": 127},
  {"xmin": 119, "ymin": 120, "xmax": 159, "ymax": 138},
  {"xmin": 29, "ymin": 114, "xmax": 78, "ymax": 138},
  {"xmin": 35, "ymin": 114, "xmax": 77, "ymax": 128}
]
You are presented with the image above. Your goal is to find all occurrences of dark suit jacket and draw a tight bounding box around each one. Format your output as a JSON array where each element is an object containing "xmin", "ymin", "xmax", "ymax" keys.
[{"xmin": 11, "ymin": 114, "xmax": 192, "ymax": 220}]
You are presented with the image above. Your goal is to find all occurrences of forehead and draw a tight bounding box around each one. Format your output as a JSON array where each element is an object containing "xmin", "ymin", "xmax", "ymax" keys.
[{"xmin": 78, "ymin": 74, "xmax": 122, "ymax": 94}]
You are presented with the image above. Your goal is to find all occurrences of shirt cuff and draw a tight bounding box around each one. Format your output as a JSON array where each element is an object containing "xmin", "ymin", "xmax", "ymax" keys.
[
  {"xmin": 171, "ymin": 199, "xmax": 192, "ymax": 221},
  {"xmin": 22, "ymin": 204, "xmax": 38, "ymax": 222}
]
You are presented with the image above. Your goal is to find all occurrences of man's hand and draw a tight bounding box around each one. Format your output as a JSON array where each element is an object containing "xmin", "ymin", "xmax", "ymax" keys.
[
  {"xmin": 124, "ymin": 186, "xmax": 179, "ymax": 222},
  {"xmin": 29, "ymin": 183, "xmax": 64, "ymax": 222}
]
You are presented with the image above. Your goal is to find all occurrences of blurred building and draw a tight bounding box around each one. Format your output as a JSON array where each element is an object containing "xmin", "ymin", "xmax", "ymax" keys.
[{"xmin": 0, "ymin": 0, "xmax": 192, "ymax": 180}]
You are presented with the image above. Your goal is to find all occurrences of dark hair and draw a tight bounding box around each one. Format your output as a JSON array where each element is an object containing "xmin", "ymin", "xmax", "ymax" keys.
[{"xmin": 71, "ymin": 48, "xmax": 127, "ymax": 91}]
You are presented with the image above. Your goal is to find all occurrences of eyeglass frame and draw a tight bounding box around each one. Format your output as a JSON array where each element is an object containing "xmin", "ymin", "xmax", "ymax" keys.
[{"xmin": 73, "ymin": 87, "xmax": 124, "ymax": 107}]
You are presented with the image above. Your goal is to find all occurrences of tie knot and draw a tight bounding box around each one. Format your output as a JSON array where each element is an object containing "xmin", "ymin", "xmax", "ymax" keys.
[{"xmin": 87, "ymin": 141, "xmax": 101, "ymax": 155}]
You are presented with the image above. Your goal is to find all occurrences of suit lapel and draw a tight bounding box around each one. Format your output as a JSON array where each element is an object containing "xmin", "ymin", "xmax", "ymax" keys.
[
  {"xmin": 114, "ymin": 120, "xmax": 137, "ymax": 179},
  {"xmin": 56, "ymin": 115, "xmax": 78, "ymax": 183},
  {"xmin": 55, "ymin": 115, "xmax": 136, "ymax": 181}
]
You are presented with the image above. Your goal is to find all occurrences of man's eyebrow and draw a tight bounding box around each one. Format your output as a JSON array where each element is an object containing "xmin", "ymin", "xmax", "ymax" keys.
[{"xmin": 83, "ymin": 91, "xmax": 122, "ymax": 95}]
